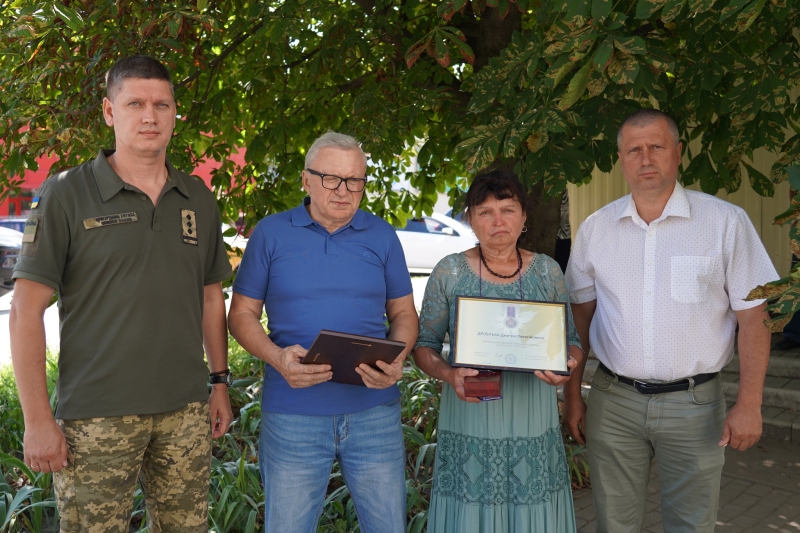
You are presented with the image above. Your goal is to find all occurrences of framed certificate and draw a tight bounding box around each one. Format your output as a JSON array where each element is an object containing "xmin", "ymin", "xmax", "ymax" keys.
[{"xmin": 452, "ymin": 296, "xmax": 570, "ymax": 375}]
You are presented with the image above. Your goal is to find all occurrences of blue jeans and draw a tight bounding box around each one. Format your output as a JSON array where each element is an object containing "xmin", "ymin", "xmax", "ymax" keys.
[{"xmin": 259, "ymin": 397, "xmax": 406, "ymax": 533}]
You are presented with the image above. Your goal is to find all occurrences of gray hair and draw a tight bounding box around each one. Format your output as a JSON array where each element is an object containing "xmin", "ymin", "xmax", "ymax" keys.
[
  {"xmin": 305, "ymin": 131, "xmax": 367, "ymax": 169},
  {"xmin": 106, "ymin": 55, "xmax": 173, "ymax": 100},
  {"xmin": 617, "ymin": 109, "xmax": 680, "ymax": 150}
]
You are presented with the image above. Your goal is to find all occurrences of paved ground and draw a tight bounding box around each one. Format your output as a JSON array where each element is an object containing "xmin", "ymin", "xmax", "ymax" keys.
[{"xmin": 573, "ymin": 439, "xmax": 800, "ymax": 532}]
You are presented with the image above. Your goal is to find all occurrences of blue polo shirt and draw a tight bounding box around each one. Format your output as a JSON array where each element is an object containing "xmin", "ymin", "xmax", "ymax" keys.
[{"xmin": 233, "ymin": 198, "xmax": 413, "ymax": 415}]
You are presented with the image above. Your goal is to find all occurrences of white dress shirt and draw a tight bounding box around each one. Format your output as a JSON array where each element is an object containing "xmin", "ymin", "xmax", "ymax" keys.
[{"xmin": 566, "ymin": 181, "xmax": 779, "ymax": 380}]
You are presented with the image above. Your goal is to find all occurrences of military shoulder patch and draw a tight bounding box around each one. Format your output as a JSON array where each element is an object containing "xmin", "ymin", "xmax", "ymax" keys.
[
  {"xmin": 22, "ymin": 218, "xmax": 38, "ymax": 243},
  {"xmin": 30, "ymin": 196, "xmax": 40, "ymax": 209},
  {"xmin": 20, "ymin": 214, "xmax": 44, "ymax": 257},
  {"xmin": 181, "ymin": 209, "xmax": 198, "ymax": 245}
]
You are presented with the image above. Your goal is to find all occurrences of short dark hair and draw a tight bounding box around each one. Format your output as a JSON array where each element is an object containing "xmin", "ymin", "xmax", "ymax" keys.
[
  {"xmin": 617, "ymin": 109, "xmax": 680, "ymax": 150},
  {"xmin": 465, "ymin": 170, "xmax": 528, "ymax": 217},
  {"xmin": 106, "ymin": 56, "xmax": 173, "ymax": 99}
]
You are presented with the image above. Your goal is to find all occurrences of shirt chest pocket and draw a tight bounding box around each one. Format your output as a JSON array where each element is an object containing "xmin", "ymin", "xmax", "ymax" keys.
[{"xmin": 670, "ymin": 256, "xmax": 716, "ymax": 304}]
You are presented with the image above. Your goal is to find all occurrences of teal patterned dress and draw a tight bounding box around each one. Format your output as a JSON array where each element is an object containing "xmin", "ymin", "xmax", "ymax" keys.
[{"xmin": 415, "ymin": 252, "xmax": 581, "ymax": 533}]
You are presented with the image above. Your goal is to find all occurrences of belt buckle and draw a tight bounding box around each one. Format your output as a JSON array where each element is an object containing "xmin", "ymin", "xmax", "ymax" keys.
[{"xmin": 633, "ymin": 380, "xmax": 659, "ymax": 394}]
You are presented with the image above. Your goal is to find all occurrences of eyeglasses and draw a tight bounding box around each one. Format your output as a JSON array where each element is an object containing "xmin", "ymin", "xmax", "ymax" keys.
[{"xmin": 305, "ymin": 168, "xmax": 367, "ymax": 192}]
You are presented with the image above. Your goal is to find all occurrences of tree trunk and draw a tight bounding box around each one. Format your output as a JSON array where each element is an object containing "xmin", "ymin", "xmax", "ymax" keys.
[
  {"xmin": 464, "ymin": 8, "xmax": 563, "ymax": 258},
  {"xmin": 517, "ymin": 181, "xmax": 562, "ymax": 258}
]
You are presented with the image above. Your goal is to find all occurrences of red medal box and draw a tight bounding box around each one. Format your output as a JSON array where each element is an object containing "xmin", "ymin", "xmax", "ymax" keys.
[{"xmin": 463, "ymin": 371, "xmax": 502, "ymax": 397}]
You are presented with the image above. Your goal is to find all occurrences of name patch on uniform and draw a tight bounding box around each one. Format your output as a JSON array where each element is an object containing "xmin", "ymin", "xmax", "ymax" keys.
[
  {"xmin": 181, "ymin": 209, "xmax": 198, "ymax": 245},
  {"xmin": 83, "ymin": 212, "xmax": 138, "ymax": 230},
  {"xmin": 22, "ymin": 218, "xmax": 38, "ymax": 243}
]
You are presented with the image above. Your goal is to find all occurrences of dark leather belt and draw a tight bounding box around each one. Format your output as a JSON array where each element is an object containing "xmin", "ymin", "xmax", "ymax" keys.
[{"xmin": 598, "ymin": 362, "xmax": 718, "ymax": 395}]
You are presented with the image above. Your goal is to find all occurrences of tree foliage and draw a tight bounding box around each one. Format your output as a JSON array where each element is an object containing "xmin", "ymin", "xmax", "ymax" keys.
[{"xmin": 1, "ymin": 0, "xmax": 799, "ymax": 322}]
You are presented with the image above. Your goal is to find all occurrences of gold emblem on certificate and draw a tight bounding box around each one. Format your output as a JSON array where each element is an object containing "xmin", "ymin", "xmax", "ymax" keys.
[{"xmin": 452, "ymin": 296, "xmax": 569, "ymax": 375}]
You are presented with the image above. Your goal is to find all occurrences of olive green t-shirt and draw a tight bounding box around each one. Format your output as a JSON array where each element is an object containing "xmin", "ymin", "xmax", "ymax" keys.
[{"xmin": 13, "ymin": 150, "xmax": 232, "ymax": 419}]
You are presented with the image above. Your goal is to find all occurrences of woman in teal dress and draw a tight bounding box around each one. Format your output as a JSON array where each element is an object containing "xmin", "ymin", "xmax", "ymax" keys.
[{"xmin": 413, "ymin": 170, "xmax": 582, "ymax": 533}]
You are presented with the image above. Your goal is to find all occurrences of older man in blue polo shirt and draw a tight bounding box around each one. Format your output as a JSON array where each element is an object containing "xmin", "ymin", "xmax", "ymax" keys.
[{"xmin": 228, "ymin": 131, "xmax": 418, "ymax": 533}]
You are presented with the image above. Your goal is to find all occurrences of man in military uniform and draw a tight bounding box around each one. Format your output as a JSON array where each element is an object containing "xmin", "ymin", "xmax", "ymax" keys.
[{"xmin": 10, "ymin": 56, "xmax": 233, "ymax": 532}]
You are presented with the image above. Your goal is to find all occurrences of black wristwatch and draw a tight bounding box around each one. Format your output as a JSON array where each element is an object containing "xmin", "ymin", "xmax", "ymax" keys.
[{"xmin": 209, "ymin": 369, "xmax": 232, "ymax": 387}]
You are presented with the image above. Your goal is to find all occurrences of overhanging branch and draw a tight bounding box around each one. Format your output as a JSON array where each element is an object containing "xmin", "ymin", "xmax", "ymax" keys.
[{"xmin": 175, "ymin": 19, "xmax": 266, "ymax": 90}]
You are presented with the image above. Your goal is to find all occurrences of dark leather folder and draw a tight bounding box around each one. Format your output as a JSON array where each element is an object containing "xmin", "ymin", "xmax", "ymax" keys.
[{"xmin": 301, "ymin": 330, "xmax": 406, "ymax": 386}]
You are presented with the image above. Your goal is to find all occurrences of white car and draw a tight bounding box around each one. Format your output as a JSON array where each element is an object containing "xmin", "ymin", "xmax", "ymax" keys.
[{"xmin": 395, "ymin": 212, "xmax": 476, "ymax": 274}]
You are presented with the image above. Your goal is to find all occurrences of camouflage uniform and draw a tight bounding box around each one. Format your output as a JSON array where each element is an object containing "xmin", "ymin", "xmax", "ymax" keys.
[
  {"xmin": 13, "ymin": 149, "xmax": 232, "ymax": 531},
  {"xmin": 54, "ymin": 402, "xmax": 211, "ymax": 533}
]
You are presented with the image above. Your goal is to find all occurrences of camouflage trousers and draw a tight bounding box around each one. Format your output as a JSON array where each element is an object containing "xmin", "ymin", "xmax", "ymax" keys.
[{"xmin": 54, "ymin": 401, "xmax": 211, "ymax": 533}]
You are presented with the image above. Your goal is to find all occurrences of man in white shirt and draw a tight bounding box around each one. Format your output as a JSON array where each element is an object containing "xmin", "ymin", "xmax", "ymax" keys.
[{"xmin": 564, "ymin": 109, "xmax": 778, "ymax": 533}]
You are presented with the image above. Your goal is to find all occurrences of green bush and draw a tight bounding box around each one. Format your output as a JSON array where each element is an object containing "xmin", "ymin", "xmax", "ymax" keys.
[
  {"xmin": 0, "ymin": 338, "xmax": 589, "ymax": 533},
  {"xmin": 0, "ymin": 355, "xmax": 59, "ymax": 533}
]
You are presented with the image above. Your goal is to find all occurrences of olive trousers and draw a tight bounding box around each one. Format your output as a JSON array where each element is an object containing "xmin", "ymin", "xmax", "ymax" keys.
[{"xmin": 585, "ymin": 369, "xmax": 726, "ymax": 533}]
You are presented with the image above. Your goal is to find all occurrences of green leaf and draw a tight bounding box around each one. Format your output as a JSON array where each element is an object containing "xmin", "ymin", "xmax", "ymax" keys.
[
  {"xmin": 774, "ymin": 203, "xmax": 800, "ymax": 226},
  {"xmin": 734, "ymin": 0, "xmax": 767, "ymax": 31},
  {"xmin": 694, "ymin": 10, "xmax": 719, "ymax": 32},
  {"xmin": 661, "ymin": 0, "xmax": 686, "ymax": 20},
  {"xmin": 586, "ymin": 68, "xmax": 609, "ymax": 96},
  {"xmin": 719, "ymin": 0, "xmax": 751, "ymax": 21},
  {"xmin": 592, "ymin": 0, "xmax": 613, "ymax": 19},
  {"xmin": 636, "ymin": 0, "xmax": 668, "ymax": 18},
  {"xmin": 642, "ymin": 44, "xmax": 675, "ymax": 72},
  {"xmin": 197, "ymin": 0, "xmax": 209, "ymax": 11},
  {"xmin": 690, "ymin": 0, "xmax": 717, "ymax": 10},
  {"xmin": 744, "ymin": 161, "xmax": 775, "ymax": 196},
  {"xmin": 605, "ymin": 11, "xmax": 629, "ymax": 29},
  {"xmin": 769, "ymin": 43, "xmax": 793, "ymax": 62},
  {"xmin": 544, "ymin": 54, "xmax": 576, "ymax": 88},
  {"xmin": 434, "ymin": 35, "xmax": 451, "ymax": 67},
  {"xmin": 700, "ymin": 62, "xmax": 724, "ymax": 90},
  {"xmin": 772, "ymin": 0, "xmax": 793, "ymax": 19},
  {"xmin": 443, "ymin": 28, "xmax": 476, "ymax": 64},
  {"xmin": 52, "ymin": 3, "xmax": 84, "ymax": 31},
  {"xmin": 593, "ymin": 37, "xmax": 614, "ymax": 71},
  {"xmin": 614, "ymin": 36, "xmax": 647, "ymax": 55},
  {"xmin": 590, "ymin": 139, "xmax": 615, "ymax": 172},
  {"xmin": 702, "ymin": 154, "xmax": 722, "ymax": 193},
  {"xmin": 502, "ymin": 127, "xmax": 523, "ymax": 159},
  {"xmin": 565, "ymin": 0, "xmax": 591, "ymax": 23},
  {"xmin": 684, "ymin": 153, "xmax": 717, "ymax": 192},
  {"xmin": 544, "ymin": 109, "xmax": 569, "ymax": 132},
  {"xmin": 526, "ymin": 130, "xmax": 550, "ymax": 152},
  {"xmin": 456, "ymin": 119, "xmax": 510, "ymax": 172},
  {"xmin": 559, "ymin": 62, "xmax": 593, "ymax": 110},
  {"xmin": 607, "ymin": 54, "xmax": 640, "ymax": 84},
  {"xmin": 723, "ymin": 162, "xmax": 743, "ymax": 193}
]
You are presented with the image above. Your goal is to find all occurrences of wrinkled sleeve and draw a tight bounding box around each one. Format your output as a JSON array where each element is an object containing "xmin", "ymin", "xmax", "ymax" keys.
[
  {"xmin": 545, "ymin": 257, "xmax": 583, "ymax": 350},
  {"xmin": 232, "ymin": 222, "xmax": 270, "ymax": 301},
  {"xmin": 13, "ymin": 180, "xmax": 70, "ymax": 290},
  {"xmin": 414, "ymin": 257, "xmax": 457, "ymax": 354},
  {"xmin": 725, "ymin": 210, "xmax": 779, "ymax": 310},
  {"xmin": 565, "ymin": 220, "xmax": 596, "ymax": 304}
]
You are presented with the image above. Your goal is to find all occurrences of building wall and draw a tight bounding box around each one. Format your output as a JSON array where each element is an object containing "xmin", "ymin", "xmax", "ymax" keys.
[
  {"xmin": 1, "ymin": 150, "xmax": 242, "ymax": 218},
  {"xmin": 567, "ymin": 147, "xmax": 792, "ymax": 277}
]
